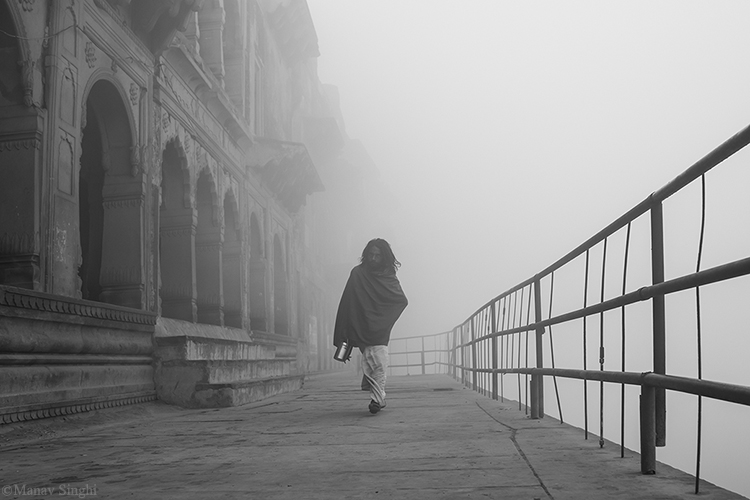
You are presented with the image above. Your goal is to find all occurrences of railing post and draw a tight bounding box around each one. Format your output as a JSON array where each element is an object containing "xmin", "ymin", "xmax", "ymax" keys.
[
  {"xmin": 650, "ymin": 201, "xmax": 667, "ymax": 447},
  {"xmin": 460, "ymin": 325, "xmax": 466, "ymax": 387},
  {"xmin": 471, "ymin": 317, "xmax": 478, "ymax": 391},
  {"xmin": 452, "ymin": 327, "xmax": 457, "ymax": 379},
  {"xmin": 531, "ymin": 278, "xmax": 545, "ymax": 419},
  {"xmin": 491, "ymin": 302, "xmax": 498, "ymax": 401},
  {"xmin": 640, "ymin": 383, "xmax": 657, "ymax": 474},
  {"xmin": 421, "ymin": 336, "xmax": 425, "ymax": 375}
]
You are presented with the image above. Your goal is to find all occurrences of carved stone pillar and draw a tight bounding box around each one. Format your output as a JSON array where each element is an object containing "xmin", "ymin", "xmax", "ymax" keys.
[
  {"xmin": 197, "ymin": 1, "xmax": 226, "ymax": 86},
  {"xmin": 222, "ymin": 239, "xmax": 242, "ymax": 328},
  {"xmin": 0, "ymin": 126, "xmax": 41, "ymax": 290},
  {"xmin": 196, "ymin": 227, "xmax": 223, "ymax": 326},
  {"xmin": 159, "ymin": 209, "xmax": 197, "ymax": 322},
  {"xmin": 248, "ymin": 258, "xmax": 268, "ymax": 331},
  {"xmin": 99, "ymin": 180, "xmax": 146, "ymax": 309},
  {"xmin": 183, "ymin": 11, "xmax": 201, "ymax": 55}
]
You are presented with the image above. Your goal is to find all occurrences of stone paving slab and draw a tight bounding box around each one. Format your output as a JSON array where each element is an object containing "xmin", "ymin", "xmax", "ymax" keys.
[{"xmin": 0, "ymin": 372, "xmax": 745, "ymax": 500}]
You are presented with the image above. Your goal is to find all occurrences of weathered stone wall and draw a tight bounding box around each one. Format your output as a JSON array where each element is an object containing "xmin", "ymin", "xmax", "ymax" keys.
[{"xmin": 0, "ymin": 0, "xmax": 352, "ymax": 418}]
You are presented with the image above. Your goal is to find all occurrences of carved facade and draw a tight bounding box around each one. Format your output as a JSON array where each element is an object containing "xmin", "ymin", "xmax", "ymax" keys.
[{"xmin": 0, "ymin": 0, "xmax": 368, "ymax": 420}]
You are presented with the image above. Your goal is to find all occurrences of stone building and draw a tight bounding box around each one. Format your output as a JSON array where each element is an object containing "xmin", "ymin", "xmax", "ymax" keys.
[{"xmin": 0, "ymin": 0, "xmax": 387, "ymax": 422}]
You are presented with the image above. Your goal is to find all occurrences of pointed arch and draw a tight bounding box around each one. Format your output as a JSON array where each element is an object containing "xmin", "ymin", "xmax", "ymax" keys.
[
  {"xmin": 195, "ymin": 164, "xmax": 221, "ymax": 225},
  {"xmin": 162, "ymin": 137, "xmax": 192, "ymax": 209}
]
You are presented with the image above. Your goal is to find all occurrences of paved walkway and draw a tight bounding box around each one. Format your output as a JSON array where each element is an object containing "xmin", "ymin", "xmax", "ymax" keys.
[{"xmin": 0, "ymin": 372, "xmax": 745, "ymax": 500}]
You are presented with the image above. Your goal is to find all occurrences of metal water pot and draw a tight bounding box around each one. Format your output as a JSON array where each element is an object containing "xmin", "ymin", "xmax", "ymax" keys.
[{"xmin": 333, "ymin": 340, "xmax": 353, "ymax": 363}]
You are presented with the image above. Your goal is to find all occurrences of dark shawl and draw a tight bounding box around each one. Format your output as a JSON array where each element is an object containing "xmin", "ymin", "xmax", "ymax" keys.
[{"xmin": 333, "ymin": 265, "xmax": 408, "ymax": 348}]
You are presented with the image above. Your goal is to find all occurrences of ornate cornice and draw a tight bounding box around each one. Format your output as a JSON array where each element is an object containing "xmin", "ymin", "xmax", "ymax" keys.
[
  {"xmin": 0, "ymin": 233, "xmax": 37, "ymax": 255},
  {"xmin": 0, "ymin": 285, "xmax": 157, "ymax": 326},
  {"xmin": 160, "ymin": 226, "xmax": 194, "ymax": 238},
  {"xmin": 0, "ymin": 138, "xmax": 41, "ymax": 153},
  {"xmin": 102, "ymin": 197, "xmax": 145, "ymax": 210}
]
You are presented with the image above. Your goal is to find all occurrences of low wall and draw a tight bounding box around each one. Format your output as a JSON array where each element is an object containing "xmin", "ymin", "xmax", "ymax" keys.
[{"xmin": 0, "ymin": 286, "xmax": 157, "ymax": 424}]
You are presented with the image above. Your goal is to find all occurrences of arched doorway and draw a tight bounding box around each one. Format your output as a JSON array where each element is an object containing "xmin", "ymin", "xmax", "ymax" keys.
[
  {"xmin": 159, "ymin": 139, "xmax": 196, "ymax": 322},
  {"xmin": 78, "ymin": 79, "xmax": 144, "ymax": 308}
]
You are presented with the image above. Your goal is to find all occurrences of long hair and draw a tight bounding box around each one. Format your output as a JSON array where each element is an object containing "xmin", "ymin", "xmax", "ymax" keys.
[{"xmin": 360, "ymin": 238, "xmax": 401, "ymax": 273}]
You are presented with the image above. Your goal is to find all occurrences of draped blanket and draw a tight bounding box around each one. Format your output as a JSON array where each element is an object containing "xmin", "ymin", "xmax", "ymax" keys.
[{"xmin": 333, "ymin": 265, "xmax": 408, "ymax": 348}]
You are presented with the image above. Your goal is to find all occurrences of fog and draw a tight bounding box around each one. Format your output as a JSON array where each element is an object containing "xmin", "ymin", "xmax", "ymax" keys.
[{"xmin": 308, "ymin": 1, "xmax": 750, "ymax": 497}]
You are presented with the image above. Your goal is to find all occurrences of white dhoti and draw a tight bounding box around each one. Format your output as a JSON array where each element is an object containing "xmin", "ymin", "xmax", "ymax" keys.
[{"xmin": 361, "ymin": 345, "xmax": 388, "ymax": 406}]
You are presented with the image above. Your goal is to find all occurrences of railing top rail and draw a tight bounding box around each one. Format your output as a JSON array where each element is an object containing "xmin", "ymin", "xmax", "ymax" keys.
[
  {"xmin": 391, "ymin": 331, "xmax": 452, "ymax": 341},
  {"xmin": 461, "ymin": 122, "xmax": 750, "ymax": 323},
  {"xmin": 452, "ymin": 257, "xmax": 750, "ymax": 346}
]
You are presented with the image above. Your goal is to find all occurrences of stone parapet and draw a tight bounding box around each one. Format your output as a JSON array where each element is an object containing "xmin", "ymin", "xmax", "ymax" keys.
[{"xmin": 0, "ymin": 285, "xmax": 156, "ymax": 424}]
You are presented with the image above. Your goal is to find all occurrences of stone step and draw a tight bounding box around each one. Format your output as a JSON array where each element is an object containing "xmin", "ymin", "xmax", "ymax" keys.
[
  {"xmin": 192, "ymin": 374, "xmax": 305, "ymax": 407},
  {"xmin": 163, "ymin": 358, "xmax": 294, "ymax": 384},
  {"xmin": 155, "ymin": 336, "xmax": 278, "ymax": 363},
  {"xmin": 153, "ymin": 318, "xmax": 303, "ymax": 408},
  {"xmin": 155, "ymin": 358, "xmax": 301, "ymax": 408}
]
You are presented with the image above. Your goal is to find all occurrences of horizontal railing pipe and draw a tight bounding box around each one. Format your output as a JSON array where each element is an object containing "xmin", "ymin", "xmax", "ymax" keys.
[
  {"xmin": 456, "ymin": 256, "xmax": 750, "ymax": 349},
  {"xmin": 651, "ymin": 123, "xmax": 750, "ymax": 202},
  {"xmin": 476, "ymin": 368, "xmax": 750, "ymax": 407}
]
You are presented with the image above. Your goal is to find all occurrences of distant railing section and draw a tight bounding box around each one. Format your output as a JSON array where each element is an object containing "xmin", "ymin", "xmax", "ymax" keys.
[
  {"xmin": 388, "ymin": 123, "xmax": 750, "ymax": 493},
  {"xmin": 388, "ymin": 331, "xmax": 452, "ymax": 376}
]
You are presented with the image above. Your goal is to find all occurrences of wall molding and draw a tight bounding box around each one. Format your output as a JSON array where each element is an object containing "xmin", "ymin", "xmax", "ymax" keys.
[
  {"xmin": 0, "ymin": 285, "xmax": 156, "ymax": 326},
  {"xmin": 0, "ymin": 233, "xmax": 36, "ymax": 255},
  {"xmin": 0, "ymin": 138, "xmax": 41, "ymax": 152},
  {"xmin": 0, "ymin": 391, "xmax": 157, "ymax": 425}
]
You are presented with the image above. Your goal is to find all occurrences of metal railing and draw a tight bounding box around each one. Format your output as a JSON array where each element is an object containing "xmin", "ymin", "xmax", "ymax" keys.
[
  {"xmin": 388, "ymin": 331, "xmax": 452, "ymax": 375},
  {"xmin": 388, "ymin": 123, "xmax": 750, "ymax": 493}
]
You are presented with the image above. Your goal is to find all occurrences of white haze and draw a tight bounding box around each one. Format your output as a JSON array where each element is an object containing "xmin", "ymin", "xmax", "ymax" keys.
[{"xmin": 308, "ymin": 1, "xmax": 750, "ymax": 497}]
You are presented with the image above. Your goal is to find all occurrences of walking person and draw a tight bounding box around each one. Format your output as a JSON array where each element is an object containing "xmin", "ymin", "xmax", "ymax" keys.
[{"xmin": 333, "ymin": 238, "xmax": 408, "ymax": 414}]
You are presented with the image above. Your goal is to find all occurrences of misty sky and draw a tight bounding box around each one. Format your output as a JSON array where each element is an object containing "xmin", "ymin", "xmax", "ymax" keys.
[{"xmin": 308, "ymin": 0, "xmax": 750, "ymax": 341}]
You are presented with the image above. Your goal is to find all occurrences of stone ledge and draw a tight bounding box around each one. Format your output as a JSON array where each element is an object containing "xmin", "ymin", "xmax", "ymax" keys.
[
  {"xmin": 0, "ymin": 314, "xmax": 154, "ymax": 355},
  {"xmin": 192, "ymin": 374, "xmax": 304, "ymax": 408},
  {"xmin": 0, "ymin": 391, "xmax": 157, "ymax": 425},
  {"xmin": 0, "ymin": 285, "xmax": 156, "ymax": 331},
  {"xmin": 194, "ymin": 374, "xmax": 304, "ymax": 392},
  {"xmin": 0, "ymin": 354, "xmax": 153, "ymax": 365},
  {"xmin": 0, "ymin": 366, "xmax": 155, "ymax": 408},
  {"xmin": 156, "ymin": 316, "xmax": 252, "ymax": 342},
  {"xmin": 155, "ymin": 337, "xmax": 277, "ymax": 362},
  {"xmin": 159, "ymin": 358, "xmax": 294, "ymax": 384}
]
